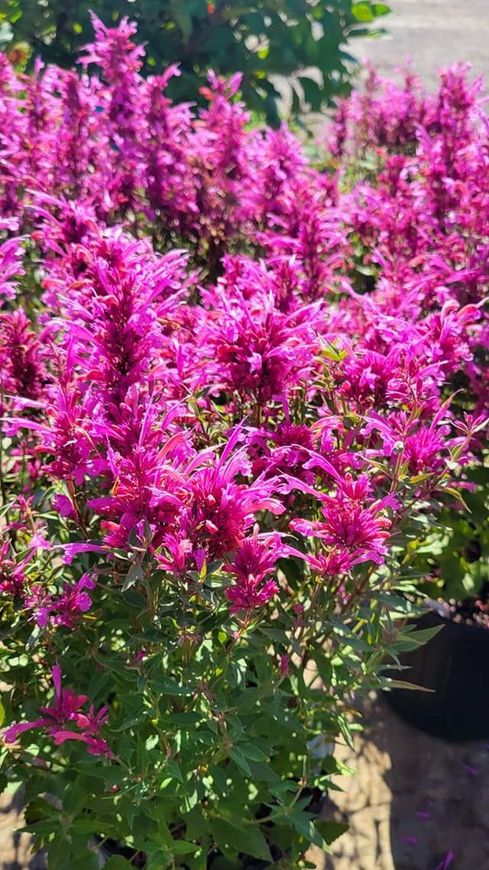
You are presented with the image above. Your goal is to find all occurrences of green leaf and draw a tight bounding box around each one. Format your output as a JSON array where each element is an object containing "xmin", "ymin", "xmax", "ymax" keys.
[
  {"xmin": 373, "ymin": 3, "xmax": 390, "ymax": 15},
  {"xmin": 443, "ymin": 486, "xmax": 470, "ymax": 511},
  {"xmin": 315, "ymin": 819, "xmax": 349, "ymax": 845},
  {"xmin": 352, "ymin": 2, "xmax": 374, "ymax": 22},
  {"xmin": 22, "ymin": 821, "xmax": 58, "ymax": 836},
  {"xmin": 393, "ymin": 622, "xmax": 444, "ymax": 652},
  {"xmin": 286, "ymin": 809, "xmax": 324, "ymax": 847},
  {"xmin": 0, "ymin": 699, "xmax": 4, "ymax": 728},
  {"xmin": 170, "ymin": 712, "xmax": 201, "ymax": 726},
  {"xmin": 172, "ymin": 841, "xmax": 199, "ymax": 855},
  {"xmin": 247, "ymin": 760, "xmax": 281, "ymax": 783},
  {"xmin": 312, "ymin": 652, "xmax": 332, "ymax": 686},
  {"xmin": 239, "ymin": 742, "xmax": 269, "ymax": 762},
  {"xmin": 210, "ymin": 818, "xmax": 272, "ymax": 862},
  {"xmin": 387, "ymin": 679, "xmax": 435, "ymax": 692},
  {"xmin": 122, "ymin": 562, "xmax": 144, "ymax": 592},
  {"xmin": 152, "ymin": 677, "xmax": 193, "ymax": 695},
  {"xmin": 185, "ymin": 806, "xmax": 207, "ymax": 839},
  {"xmin": 229, "ymin": 748, "xmax": 252, "ymax": 776},
  {"xmin": 405, "ymin": 624, "xmax": 444, "ymax": 646},
  {"xmin": 104, "ymin": 858, "xmax": 133, "ymax": 870},
  {"xmin": 299, "ymin": 76, "xmax": 322, "ymax": 110},
  {"xmin": 165, "ymin": 759, "xmax": 183, "ymax": 782},
  {"xmin": 70, "ymin": 818, "xmax": 121, "ymax": 837}
]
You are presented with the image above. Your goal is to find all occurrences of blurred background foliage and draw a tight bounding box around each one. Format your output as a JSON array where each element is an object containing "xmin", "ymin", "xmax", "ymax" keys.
[{"xmin": 0, "ymin": 0, "xmax": 390, "ymax": 123}]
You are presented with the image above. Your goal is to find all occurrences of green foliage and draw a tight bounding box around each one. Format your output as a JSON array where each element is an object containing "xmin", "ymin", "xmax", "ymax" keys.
[
  {"xmin": 0, "ymin": 0, "xmax": 390, "ymax": 122},
  {"xmin": 404, "ymin": 464, "xmax": 489, "ymax": 604},
  {"xmin": 0, "ymin": 497, "xmax": 420, "ymax": 866}
]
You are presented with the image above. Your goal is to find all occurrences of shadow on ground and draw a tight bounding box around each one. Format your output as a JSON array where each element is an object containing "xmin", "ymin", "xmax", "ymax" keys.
[
  {"xmin": 319, "ymin": 694, "xmax": 489, "ymax": 870},
  {"xmin": 0, "ymin": 789, "xmax": 45, "ymax": 870}
]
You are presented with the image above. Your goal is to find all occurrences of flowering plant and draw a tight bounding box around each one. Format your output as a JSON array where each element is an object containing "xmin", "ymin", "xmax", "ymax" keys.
[
  {"xmin": 0, "ymin": 17, "xmax": 487, "ymax": 869},
  {"xmin": 2, "ymin": 0, "xmax": 390, "ymax": 123},
  {"xmin": 327, "ymin": 66, "xmax": 489, "ymax": 610}
]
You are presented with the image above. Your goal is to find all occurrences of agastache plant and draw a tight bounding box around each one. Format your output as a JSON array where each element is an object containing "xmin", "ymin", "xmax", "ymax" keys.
[{"xmin": 0, "ymin": 15, "xmax": 487, "ymax": 870}]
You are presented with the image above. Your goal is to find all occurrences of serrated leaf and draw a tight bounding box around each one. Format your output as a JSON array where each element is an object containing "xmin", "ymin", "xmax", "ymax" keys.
[{"xmin": 210, "ymin": 818, "xmax": 272, "ymax": 862}]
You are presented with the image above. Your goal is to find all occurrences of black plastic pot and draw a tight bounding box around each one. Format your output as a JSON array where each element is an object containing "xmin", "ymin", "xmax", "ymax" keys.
[{"xmin": 385, "ymin": 609, "xmax": 489, "ymax": 741}]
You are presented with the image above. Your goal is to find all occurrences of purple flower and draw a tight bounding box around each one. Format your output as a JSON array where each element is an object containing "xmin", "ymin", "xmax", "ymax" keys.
[
  {"xmin": 52, "ymin": 573, "xmax": 96, "ymax": 628},
  {"xmin": 224, "ymin": 534, "xmax": 285, "ymax": 613},
  {"xmin": 4, "ymin": 665, "xmax": 111, "ymax": 758}
]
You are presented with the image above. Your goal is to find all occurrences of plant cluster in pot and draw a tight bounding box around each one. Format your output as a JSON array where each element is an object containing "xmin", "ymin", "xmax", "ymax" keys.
[{"xmin": 386, "ymin": 466, "xmax": 489, "ymax": 741}]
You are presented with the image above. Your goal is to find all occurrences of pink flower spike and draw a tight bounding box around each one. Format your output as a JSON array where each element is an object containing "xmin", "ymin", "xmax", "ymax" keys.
[
  {"xmin": 4, "ymin": 718, "xmax": 49, "ymax": 744},
  {"xmin": 62, "ymin": 542, "xmax": 105, "ymax": 564},
  {"xmin": 4, "ymin": 665, "xmax": 111, "ymax": 758},
  {"xmin": 53, "ymin": 494, "xmax": 76, "ymax": 518},
  {"xmin": 52, "ymin": 664, "xmax": 62, "ymax": 701},
  {"xmin": 224, "ymin": 535, "xmax": 284, "ymax": 614},
  {"xmin": 52, "ymin": 730, "xmax": 113, "ymax": 758}
]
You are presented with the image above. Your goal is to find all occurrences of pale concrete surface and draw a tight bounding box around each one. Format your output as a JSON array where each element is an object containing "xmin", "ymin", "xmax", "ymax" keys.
[
  {"xmin": 309, "ymin": 695, "xmax": 489, "ymax": 870},
  {"xmin": 355, "ymin": 0, "xmax": 489, "ymax": 88}
]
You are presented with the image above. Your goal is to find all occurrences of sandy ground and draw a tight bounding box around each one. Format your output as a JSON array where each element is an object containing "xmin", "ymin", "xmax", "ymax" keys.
[
  {"xmin": 309, "ymin": 695, "xmax": 489, "ymax": 870},
  {"xmin": 0, "ymin": 788, "xmax": 45, "ymax": 869}
]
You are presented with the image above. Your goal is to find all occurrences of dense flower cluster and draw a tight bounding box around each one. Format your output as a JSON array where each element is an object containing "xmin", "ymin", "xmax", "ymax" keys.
[{"xmin": 0, "ymin": 16, "xmax": 487, "ymax": 867}]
